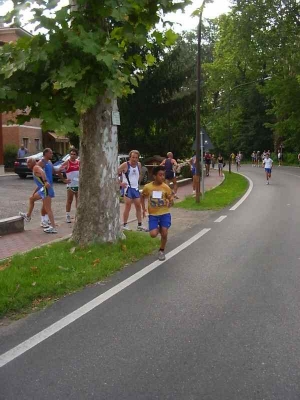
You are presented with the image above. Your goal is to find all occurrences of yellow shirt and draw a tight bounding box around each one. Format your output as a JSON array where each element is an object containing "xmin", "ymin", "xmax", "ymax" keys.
[{"xmin": 142, "ymin": 182, "xmax": 172, "ymax": 216}]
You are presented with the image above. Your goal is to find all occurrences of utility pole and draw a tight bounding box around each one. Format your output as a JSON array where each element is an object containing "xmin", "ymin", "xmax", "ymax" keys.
[
  {"xmin": 0, "ymin": 114, "xmax": 4, "ymax": 175},
  {"xmin": 196, "ymin": 0, "xmax": 212, "ymax": 202}
]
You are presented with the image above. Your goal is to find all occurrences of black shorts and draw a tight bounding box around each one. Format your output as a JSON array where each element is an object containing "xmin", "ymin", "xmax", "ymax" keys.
[{"xmin": 165, "ymin": 170, "xmax": 175, "ymax": 180}]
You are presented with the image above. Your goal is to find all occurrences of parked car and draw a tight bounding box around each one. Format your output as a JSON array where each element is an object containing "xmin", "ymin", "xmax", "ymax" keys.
[
  {"xmin": 14, "ymin": 152, "xmax": 63, "ymax": 179},
  {"xmin": 118, "ymin": 154, "xmax": 149, "ymax": 184}
]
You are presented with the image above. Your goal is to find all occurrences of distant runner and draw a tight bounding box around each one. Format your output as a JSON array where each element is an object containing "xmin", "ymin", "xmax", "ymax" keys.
[
  {"xmin": 263, "ymin": 153, "xmax": 273, "ymax": 185},
  {"xmin": 160, "ymin": 152, "xmax": 179, "ymax": 199}
]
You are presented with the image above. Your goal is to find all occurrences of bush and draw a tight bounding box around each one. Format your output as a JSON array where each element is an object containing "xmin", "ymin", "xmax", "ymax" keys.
[
  {"xmin": 284, "ymin": 152, "xmax": 298, "ymax": 165},
  {"xmin": 4, "ymin": 144, "xmax": 18, "ymax": 168},
  {"xmin": 179, "ymin": 164, "xmax": 192, "ymax": 178}
]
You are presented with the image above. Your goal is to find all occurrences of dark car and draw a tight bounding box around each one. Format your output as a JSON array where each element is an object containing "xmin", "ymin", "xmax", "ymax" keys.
[{"xmin": 14, "ymin": 152, "xmax": 63, "ymax": 179}]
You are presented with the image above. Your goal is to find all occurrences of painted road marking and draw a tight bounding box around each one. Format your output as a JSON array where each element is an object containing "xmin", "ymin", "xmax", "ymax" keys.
[
  {"xmin": 214, "ymin": 216, "xmax": 227, "ymax": 223},
  {"xmin": 0, "ymin": 228, "xmax": 211, "ymax": 368},
  {"xmin": 230, "ymin": 174, "xmax": 254, "ymax": 211}
]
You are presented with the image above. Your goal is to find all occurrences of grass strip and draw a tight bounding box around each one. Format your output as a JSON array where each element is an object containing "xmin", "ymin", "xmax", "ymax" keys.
[
  {"xmin": 174, "ymin": 172, "xmax": 248, "ymax": 210},
  {"xmin": 0, "ymin": 232, "xmax": 159, "ymax": 319}
]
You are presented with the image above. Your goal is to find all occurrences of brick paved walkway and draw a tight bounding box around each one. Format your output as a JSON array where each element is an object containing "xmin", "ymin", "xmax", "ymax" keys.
[{"xmin": 0, "ymin": 169, "xmax": 224, "ymax": 260}]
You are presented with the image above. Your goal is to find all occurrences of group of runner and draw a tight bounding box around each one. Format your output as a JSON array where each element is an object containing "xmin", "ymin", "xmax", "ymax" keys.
[
  {"xmin": 19, "ymin": 148, "xmax": 176, "ymax": 261},
  {"xmin": 19, "ymin": 147, "xmax": 80, "ymax": 233}
]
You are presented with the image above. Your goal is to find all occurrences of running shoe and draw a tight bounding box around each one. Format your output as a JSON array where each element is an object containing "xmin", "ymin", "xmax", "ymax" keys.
[
  {"xmin": 19, "ymin": 212, "xmax": 31, "ymax": 222},
  {"xmin": 44, "ymin": 227, "xmax": 58, "ymax": 234},
  {"xmin": 158, "ymin": 250, "xmax": 166, "ymax": 261},
  {"xmin": 66, "ymin": 215, "xmax": 71, "ymax": 223},
  {"xmin": 122, "ymin": 224, "xmax": 131, "ymax": 231},
  {"xmin": 174, "ymin": 195, "xmax": 179, "ymax": 199},
  {"xmin": 137, "ymin": 225, "xmax": 149, "ymax": 232},
  {"xmin": 40, "ymin": 221, "xmax": 49, "ymax": 228}
]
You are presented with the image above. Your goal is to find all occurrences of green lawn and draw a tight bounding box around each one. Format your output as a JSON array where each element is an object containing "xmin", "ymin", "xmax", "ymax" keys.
[
  {"xmin": 0, "ymin": 232, "xmax": 159, "ymax": 319},
  {"xmin": 174, "ymin": 172, "xmax": 248, "ymax": 210}
]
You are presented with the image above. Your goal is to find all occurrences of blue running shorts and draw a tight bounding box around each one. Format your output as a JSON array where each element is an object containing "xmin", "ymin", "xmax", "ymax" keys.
[
  {"xmin": 149, "ymin": 213, "xmax": 172, "ymax": 231},
  {"xmin": 37, "ymin": 185, "xmax": 55, "ymax": 199},
  {"xmin": 125, "ymin": 187, "xmax": 140, "ymax": 199},
  {"xmin": 265, "ymin": 168, "xmax": 272, "ymax": 174}
]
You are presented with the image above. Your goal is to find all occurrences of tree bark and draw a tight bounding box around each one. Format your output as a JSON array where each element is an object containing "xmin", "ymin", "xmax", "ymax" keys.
[{"xmin": 72, "ymin": 96, "xmax": 120, "ymax": 245}]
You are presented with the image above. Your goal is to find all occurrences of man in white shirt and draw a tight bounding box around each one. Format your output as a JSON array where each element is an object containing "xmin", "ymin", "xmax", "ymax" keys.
[{"xmin": 263, "ymin": 153, "xmax": 273, "ymax": 185}]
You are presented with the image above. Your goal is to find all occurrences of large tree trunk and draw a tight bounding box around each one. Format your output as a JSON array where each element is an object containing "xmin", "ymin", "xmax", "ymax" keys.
[{"xmin": 72, "ymin": 97, "xmax": 120, "ymax": 245}]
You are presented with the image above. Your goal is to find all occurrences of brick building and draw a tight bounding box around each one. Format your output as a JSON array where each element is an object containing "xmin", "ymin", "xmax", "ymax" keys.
[{"xmin": 0, "ymin": 27, "xmax": 70, "ymax": 171}]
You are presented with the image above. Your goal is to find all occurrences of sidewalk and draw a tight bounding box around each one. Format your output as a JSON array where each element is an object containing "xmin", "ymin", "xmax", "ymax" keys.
[{"xmin": 0, "ymin": 169, "xmax": 224, "ymax": 260}]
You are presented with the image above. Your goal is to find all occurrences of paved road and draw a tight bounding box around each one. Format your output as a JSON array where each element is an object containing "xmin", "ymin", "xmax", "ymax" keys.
[{"xmin": 1, "ymin": 166, "xmax": 300, "ymax": 399}]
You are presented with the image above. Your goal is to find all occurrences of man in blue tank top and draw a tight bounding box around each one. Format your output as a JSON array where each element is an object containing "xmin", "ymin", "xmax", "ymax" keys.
[{"xmin": 19, "ymin": 148, "xmax": 68, "ymax": 233}]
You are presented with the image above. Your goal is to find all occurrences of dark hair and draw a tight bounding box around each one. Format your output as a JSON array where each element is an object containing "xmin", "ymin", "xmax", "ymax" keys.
[
  {"xmin": 153, "ymin": 165, "xmax": 165, "ymax": 176},
  {"xmin": 43, "ymin": 148, "xmax": 53, "ymax": 156},
  {"xmin": 70, "ymin": 148, "xmax": 78, "ymax": 155}
]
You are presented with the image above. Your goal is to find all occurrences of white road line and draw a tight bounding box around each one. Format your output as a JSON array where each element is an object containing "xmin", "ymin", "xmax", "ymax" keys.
[
  {"xmin": 0, "ymin": 228, "xmax": 211, "ymax": 369},
  {"xmin": 214, "ymin": 216, "xmax": 227, "ymax": 223},
  {"xmin": 281, "ymin": 171, "xmax": 300, "ymax": 179},
  {"xmin": 230, "ymin": 173, "xmax": 254, "ymax": 211}
]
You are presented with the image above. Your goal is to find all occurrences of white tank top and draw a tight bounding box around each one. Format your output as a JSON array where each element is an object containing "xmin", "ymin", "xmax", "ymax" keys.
[{"xmin": 123, "ymin": 162, "xmax": 139, "ymax": 189}]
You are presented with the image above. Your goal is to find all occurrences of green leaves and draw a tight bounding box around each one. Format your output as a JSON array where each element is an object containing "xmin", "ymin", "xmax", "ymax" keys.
[{"xmin": 0, "ymin": 0, "xmax": 191, "ymax": 135}]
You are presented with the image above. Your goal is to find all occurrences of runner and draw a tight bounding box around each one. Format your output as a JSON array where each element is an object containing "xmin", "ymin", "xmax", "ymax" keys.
[
  {"xmin": 118, "ymin": 150, "xmax": 148, "ymax": 231},
  {"xmin": 19, "ymin": 155, "xmax": 67, "ymax": 233},
  {"xmin": 251, "ymin": 151, "xmax": 256, "ymax": 167},
  {"xmin": 217, "ymin": 153, "xmax": 224, "ymax": 177},
  {"xmin": 190, "ymin": 153, "xmax": 197, "ymax": 195},
  {"xmin": 58, "ymin": 148, "xmax": 80, "ymax": 223},
  {"xmin": 141, "ymin": 165, "xmax": 173, "ymax": 261},
  {"xmin": 235, "ymin": 153, "xmax": 241, "ymax": 171},
  {"xmin": 160, "ymin": 152, "xmax": 179, "ymax": 199},
  {"xmin": 256, "ymin": 151, "xmax": 261, "ymax": 167},
  {"xmin": 230, "ymin": 152, "xmax": 235, "ymax": 168},
  {"xmin": 263, "ymin": 153, "xmax": 273, "ymax": 184},
  {"xmin": 204, "ymin": 151, "xmax": 212, "ymax": 176},
  {"xmin": 38, "ymin": 148, "xmax": 68, "ymax": 232}
]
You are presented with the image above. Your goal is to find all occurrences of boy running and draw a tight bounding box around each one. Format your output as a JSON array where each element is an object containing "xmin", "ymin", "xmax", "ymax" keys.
[
  {"xmin": 141, "ymin": 166, "xmax": 173, "ymax": 261},
  {"xmin": 263, "ymin": 153, "xmax": 273, "ymax": 184}
]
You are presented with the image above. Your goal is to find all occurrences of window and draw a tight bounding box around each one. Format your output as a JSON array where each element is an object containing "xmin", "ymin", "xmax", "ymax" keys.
[
  {"xmin": 34, "ymin": 138, "xmax": 40, "ymax": 151},
  {"xmin": 22, "ymin": 138, "xmax": 29, "ymax": 148}
]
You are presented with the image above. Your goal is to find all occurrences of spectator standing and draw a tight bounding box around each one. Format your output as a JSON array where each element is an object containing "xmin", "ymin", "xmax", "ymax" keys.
[
  {"xmin": 211, "ymin": 154, "xmax": 216, "ymax": 169},
  {"xmin": 277, "ymin": 150, "xmax": 282, "ymax": 166},
  {"xmin": 17, "ymin": 144, "xmax": 28, "ymax": 158},
  {"xmin": 298, "ymin": 152, "xmax": 300, "ymax": 167}
]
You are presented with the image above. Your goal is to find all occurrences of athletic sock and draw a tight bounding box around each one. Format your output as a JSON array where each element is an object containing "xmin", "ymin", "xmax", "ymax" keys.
[
  {"xmin": 138, "ymin": 222, "xmax": 142, "ymax": 227},
  {"xmin": 66, "ymin": 212, "xmax": 70, "ymax": 217},
  {"xmin": 159, "ymin": 248, "xmax": 165, "ymax": 252}
]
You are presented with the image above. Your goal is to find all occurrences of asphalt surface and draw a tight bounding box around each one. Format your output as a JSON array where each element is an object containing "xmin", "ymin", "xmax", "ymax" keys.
[
  {"xmin": 0, "ymin": 175, "xmax": 69, "ymax": 227},
  {"xmin": 1, "ymin": 165, "xmax": 300, "ymax": 399}
]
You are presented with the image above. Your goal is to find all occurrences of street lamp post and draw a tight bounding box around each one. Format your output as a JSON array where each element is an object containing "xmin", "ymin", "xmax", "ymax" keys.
[{"xmin": 227, "ymin": 77, "xmax": 271, "ymax": 173}]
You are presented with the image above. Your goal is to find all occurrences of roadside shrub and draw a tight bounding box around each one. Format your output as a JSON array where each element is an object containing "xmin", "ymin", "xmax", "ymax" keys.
[
  {"xmin": 179, "ymin": 164, "xmax": 192, "ymax": 178},
  {"xmin": 284, "ymin": 152, "xmax": 297, "ymax": 165},
  {"xmin": 4, "ymin": 144, "xmax": 18, "ymax": 168}
]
